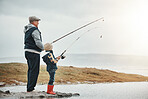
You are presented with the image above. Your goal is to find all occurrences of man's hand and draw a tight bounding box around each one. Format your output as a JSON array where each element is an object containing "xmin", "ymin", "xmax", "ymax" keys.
[{"xmin": 56, "ymin": 56, "xmax": 61, "ymax": 60}]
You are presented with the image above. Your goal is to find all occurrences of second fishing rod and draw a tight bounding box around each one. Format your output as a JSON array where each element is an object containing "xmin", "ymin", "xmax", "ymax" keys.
[{"xmin": 60, "ymin": 27, "xmax": 99, "ymax": 59}]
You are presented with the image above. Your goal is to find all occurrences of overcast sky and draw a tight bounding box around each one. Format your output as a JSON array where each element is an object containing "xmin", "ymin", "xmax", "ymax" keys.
[{"xmin": 0, "ymin": 0, "xmax": 148, "ymax": 58}]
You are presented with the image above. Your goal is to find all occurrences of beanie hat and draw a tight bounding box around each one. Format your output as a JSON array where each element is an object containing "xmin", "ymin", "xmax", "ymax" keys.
[{"xmin": 44, "ymin": 43, "xmax": 53, "ymax": 51}]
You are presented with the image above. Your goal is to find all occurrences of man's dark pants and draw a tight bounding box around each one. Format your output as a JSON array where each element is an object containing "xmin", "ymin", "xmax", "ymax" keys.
[{"xmin": 25, "ymin": 51, "xmax": 40, "ymax": 92}]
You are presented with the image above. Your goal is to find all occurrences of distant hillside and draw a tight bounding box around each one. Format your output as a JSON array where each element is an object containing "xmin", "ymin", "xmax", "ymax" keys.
[{"xmin": 0, "ymin": 63, "xmax": 148, "ymax": 86}]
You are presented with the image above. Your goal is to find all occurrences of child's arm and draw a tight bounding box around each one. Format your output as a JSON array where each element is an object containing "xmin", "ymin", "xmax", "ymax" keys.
[
  {"xmin": 48, "ymin": 53, "xmax": 60, "ymax": 64},
  {"xmin": 56, "ymin": 56, "xmax": 61, "ymax": 60}
]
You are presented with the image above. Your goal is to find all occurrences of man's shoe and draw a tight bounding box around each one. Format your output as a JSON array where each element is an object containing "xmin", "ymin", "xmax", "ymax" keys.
[{"xmin": 27, "ymin": 90, "xmax": 39, "ymax": 93}]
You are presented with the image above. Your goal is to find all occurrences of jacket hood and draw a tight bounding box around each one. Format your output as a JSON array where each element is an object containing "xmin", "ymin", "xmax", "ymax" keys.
[{"xmin": 24, "ymin": 24, "xmax": 36, "ymax": 33}]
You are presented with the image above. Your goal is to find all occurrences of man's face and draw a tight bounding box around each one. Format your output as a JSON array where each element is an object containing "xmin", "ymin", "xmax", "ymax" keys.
[{"xmin": 32, "ymin": 21, "xmax": 39, "ymax": 27}]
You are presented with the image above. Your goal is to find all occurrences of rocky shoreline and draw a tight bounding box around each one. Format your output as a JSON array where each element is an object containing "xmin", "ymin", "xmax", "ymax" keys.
[{"xmin": 0, "ymin": 90, "xmax": 80, "ymax": 98}]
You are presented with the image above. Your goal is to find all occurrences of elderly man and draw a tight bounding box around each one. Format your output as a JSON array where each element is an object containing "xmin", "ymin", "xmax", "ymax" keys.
[{"xmin": 24, "ymin": 16, "xmax": 44, "ymax": 92}]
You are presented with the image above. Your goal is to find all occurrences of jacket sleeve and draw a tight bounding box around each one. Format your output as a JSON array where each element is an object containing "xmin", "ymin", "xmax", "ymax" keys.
[
  {"xmin": 48, "ymin": 53, "xmax": 58, "ymax": 64},
  {"xmin": 32, "ymin": 30, "xmax": 44, "ymax": 50}
]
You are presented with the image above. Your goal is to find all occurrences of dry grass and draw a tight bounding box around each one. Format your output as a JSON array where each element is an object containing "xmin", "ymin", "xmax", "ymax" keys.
[{"xmin": 0, "ymin": 63, "xmax": 148, "ymax": 86}]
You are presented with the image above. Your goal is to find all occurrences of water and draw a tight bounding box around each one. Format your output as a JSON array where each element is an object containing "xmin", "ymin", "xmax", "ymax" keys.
[
  {"xmin": 0, "ymin": 82, "xmax": 148, "ymax": 99},
  {"xmin": 0, "ymin": 54, "xmax": 148, "ymax": 76}
]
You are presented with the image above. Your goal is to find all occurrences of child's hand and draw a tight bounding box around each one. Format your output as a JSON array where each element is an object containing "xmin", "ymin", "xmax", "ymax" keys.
[{"xmin": 56, "ymin": 56, "xmax": 61, "ymax": 60}]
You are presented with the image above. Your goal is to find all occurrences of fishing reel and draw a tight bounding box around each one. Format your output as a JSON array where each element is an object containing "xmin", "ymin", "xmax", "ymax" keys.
[
  {"xmin": 61, "ymin": 55, "xmax": 66, "ymax": 59},
  {"xmin": 60, "ymin": 50, "xmax": 66, "ymax": 59}
]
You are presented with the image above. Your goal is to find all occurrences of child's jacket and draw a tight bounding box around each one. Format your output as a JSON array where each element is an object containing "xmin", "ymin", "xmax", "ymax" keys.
[{"xmin": 42, "ymin": 50, "xmax": 58, "ymax": 72}]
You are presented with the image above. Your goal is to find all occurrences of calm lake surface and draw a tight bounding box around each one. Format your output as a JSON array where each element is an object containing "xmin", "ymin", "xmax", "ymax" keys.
[
  {"xmin": 0, "ymin": 54, "xmax": 148, "ymax": 76},
  {"xmin": 0, "ymin": 82, "xmax": 148, "ymax": 99}
]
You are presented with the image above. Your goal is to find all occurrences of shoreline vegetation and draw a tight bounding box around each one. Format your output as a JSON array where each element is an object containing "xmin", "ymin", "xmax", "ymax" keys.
[{"xmin": 0, "ymin": 63, "xmax": 148, "ymax": 87}]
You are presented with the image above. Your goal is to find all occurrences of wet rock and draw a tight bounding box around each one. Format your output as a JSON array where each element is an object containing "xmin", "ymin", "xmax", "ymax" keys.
[
  {"xmin": 0, "ymin": 90, "xmax": 80, "ymax": 98},
  {"xmin": 56, "ymin": 92, "xmax": 73, "ymax": 97},
  {"xmin": 0, "ymin": 82, "xmax": 5, "ymax": 87},
  {"xmin": 0, "ymin": 90, "xmax": 12, "ymax": 97},
  {"xmin": 5, "ymin": 90, "xmax": 10, "ymax": 94},
  {"xmin": 0, "ymin": 90, "xmax": 10, "ymax": 94},
  {"xmin": 73, "ymin": 93, "xmax": 80, "ymax": 96}
]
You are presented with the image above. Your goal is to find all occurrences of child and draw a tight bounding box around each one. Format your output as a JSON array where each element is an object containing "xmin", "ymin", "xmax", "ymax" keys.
[{"xmin": 42, "ymin": 43, "xmax": 61, "ymax": 95}]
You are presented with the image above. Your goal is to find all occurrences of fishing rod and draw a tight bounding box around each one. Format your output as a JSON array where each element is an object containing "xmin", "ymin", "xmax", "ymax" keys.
[
  {"xmin": 60, "ymin": 27, "xmax": 99, "ymax": 59},
  {"xmin": 51, "ymin": 17, "xmax": 104, "ymax": 44}
]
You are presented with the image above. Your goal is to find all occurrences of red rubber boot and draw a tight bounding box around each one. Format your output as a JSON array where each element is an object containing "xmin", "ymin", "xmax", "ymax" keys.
[{"xmin": 47, "ymin": 85, "xmax": 56, "ymax": 95}]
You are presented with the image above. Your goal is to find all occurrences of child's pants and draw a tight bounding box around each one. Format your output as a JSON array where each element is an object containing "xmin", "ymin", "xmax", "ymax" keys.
[{"xmin": 48, "ymin": 71, "xmax": 55, "ymax": 85}]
